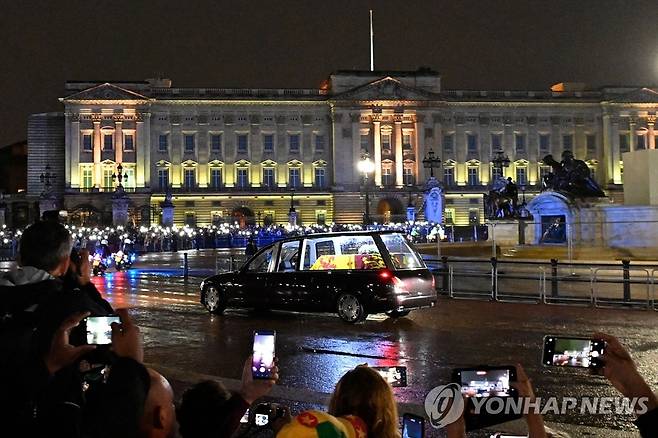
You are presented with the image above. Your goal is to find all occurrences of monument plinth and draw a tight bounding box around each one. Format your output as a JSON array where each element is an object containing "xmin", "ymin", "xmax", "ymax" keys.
[{"xmin": 622, "ymin": 149, "xmax": 658, "ymax": 205}]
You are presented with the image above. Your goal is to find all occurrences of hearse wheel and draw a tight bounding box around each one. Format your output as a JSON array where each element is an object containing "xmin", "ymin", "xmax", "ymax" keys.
[
  {"xmin": 337, "ymin": 293, "xmax": 367, "ymax": 323},
  {"xmin": 386, "ymin": 310, "xmax": 411, "ymax": 318},
  {"xmin": 202, "ymin": 285, "xmax": 226, "ymax": 315}
]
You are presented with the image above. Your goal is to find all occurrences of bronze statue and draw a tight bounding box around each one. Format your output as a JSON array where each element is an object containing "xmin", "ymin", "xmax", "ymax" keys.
[
  {"xmin": 541, "ymin": 151, "xmax": 605, "ymax": 198},
  {"xmin": 484, "ymin": 176, "xmax": 519, "ymax": 219}
]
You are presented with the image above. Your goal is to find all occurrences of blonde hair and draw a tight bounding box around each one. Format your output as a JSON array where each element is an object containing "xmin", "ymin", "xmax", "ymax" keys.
[{"xmin": 328, "ymin": 365, "xmax": 400, "ymax": 438}]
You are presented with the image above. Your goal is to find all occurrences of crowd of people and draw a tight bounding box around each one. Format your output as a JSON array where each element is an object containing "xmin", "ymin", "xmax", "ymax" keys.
[{"xmin": 0, "ymin": 220, "xmax": 656, "ymax": 437}]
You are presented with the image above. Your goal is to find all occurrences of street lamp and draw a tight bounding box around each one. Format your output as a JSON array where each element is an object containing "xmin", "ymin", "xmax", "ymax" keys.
[
  {"xmin": 422, "ymin": 149, "xmax": 441, "ymax": 179},
  {"xmin": 112, "ymin": 163, "xmax": 126, "ymax": 191},
  {"xmin": 491, "ymin": 149, "xmax": 511, "ymax": 178},
  {"xmin": 358, "ymin": 151, "xmax": 375, "ymax": 225},
  {"xmin": 39, "ymin": 164, "xmax": 55, "ymax": 194},
  {"xmin": 288, "ymin": 188, "xmax": 297, "ymax": 226}
]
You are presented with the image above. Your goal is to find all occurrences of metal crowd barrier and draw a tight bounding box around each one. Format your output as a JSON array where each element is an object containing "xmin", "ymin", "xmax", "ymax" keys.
[{"xmin": 428, "ymin": 256, "xmax": 658, "ymax": 311}]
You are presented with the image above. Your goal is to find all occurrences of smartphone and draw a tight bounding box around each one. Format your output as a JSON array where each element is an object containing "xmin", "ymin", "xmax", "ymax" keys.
[
  {"xmin": 84, "ymin": 315, "xmax": 120, "ymax": 345},
  {"xmin": 489, "ymin": 435, "xmax": 526, "ymax": 438},
  {"xmin": 372, "ymin": 366, "xmax": 407, "ymax": 387},
  {"xmin": 402, "ymin": 413, "xmax": 424, "ymax": 438},
  {"xmin": 542, "ymin": 335, "xmax": 605, "ymax": 368},
  {"xmin": 252, "ymin": 330, "xmax": 276, "ymax": 379},
  {"xmin": 452, "ymin": 366, "xmax": 517, "ymax": 398}
]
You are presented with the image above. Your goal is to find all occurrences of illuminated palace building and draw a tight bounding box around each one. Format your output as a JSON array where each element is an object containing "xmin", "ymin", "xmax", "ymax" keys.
[{"xmin": 28, "ymin": 69, "xmax": 658, "ymax": 226}]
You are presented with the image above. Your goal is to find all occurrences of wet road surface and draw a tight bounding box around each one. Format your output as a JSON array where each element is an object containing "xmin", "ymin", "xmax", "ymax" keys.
[{"xmin": 89, "ymin": 253, "xmax": 658, "ymax": 437}]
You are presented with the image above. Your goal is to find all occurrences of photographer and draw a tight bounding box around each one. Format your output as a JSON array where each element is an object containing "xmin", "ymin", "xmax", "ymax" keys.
[
  {"xmin": 0, "ymin": 220, "xmax": 113, "ymax": 436},
  {"xmin": 595, "ymin": 332, "xmax": 658, "ymax": 437},
  {"xmin": 177, "ymin": 355, "xmax": 279, "ymax": 438}
]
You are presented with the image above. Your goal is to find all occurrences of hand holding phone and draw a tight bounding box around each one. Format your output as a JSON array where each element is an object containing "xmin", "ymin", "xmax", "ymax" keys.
[
  {"xmin": 402, "ymin": 413, "xmax": 424, "ymax": 438},
  {"xmin": 252, "ymin": 330, "xmax": 276, "ymax": 380},
  {"xmin": 542, "ymin": 335, "xmax": 605, "ymax": 368},
  {"xmin": 84, "ymin": 315, "xmax": 120, "ymax": 345}
]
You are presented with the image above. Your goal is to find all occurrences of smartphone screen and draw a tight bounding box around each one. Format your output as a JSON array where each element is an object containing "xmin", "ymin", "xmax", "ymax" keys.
[
  {"xmin": 489, "ymin": 435, "xmax": 526, "ymax": 438},
  {"xmin": 453, "ymin": 367, "xmax": 516, "ymax": 398},
  {"xmin": 85, "ymin": 315, "xmax": 120, "ymax": 345},
  {"xmin": 402, "ymin": 414, "xmax": 424, "ymax": 438},
  {"xmin": 372, "ymin": 366, "xmax": 407, "ymax": 387},
  {"xmin": 252, "ymin": 330, "xmax": 276, "ymax": 379},
  {"xmin": 543, "ymin": 336, "xmax": 605, "ymax": 368},
  {"xmin": 254, "ymin": 413, "xmax": 269, "ymax": 427}
]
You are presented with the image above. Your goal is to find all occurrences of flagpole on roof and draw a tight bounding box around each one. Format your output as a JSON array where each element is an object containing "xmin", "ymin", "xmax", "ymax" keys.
[{"xmin": 369, "ymin": 9, "xmax": 374, "ymax": 71}]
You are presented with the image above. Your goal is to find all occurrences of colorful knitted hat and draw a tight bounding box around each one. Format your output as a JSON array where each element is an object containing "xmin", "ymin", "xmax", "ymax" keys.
[{"xmin": 276, "ymin": 410, "xmax": 367, "ymax": 438}]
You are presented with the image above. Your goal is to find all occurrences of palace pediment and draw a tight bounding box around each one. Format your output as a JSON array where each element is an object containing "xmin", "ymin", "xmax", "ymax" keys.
[
  {"xmin": 609, "ymin": 88, "xmax": 658, "ymax": 104},
  {"xmin": 332, "ymin": 77, "xmax": 435, "ymax": 101},
  {"xmin": 62, "ymin": 83, "xmax": 152, "ymax": 103}
]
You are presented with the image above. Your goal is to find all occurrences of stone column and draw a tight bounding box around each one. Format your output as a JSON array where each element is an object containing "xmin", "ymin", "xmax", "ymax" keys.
[
  {"xmin": 114, "ymin": 120, "xmax": 123, "ymax": 164},
  {"xmin": 629, "ymin": 118, "xmax": 637, "ymax": 151},
  {"xmin": 415, "ymin": 114, "xmax": 424, "ymax": 185},
  {"xmin": 351, "ymin": 113, "xmax": 361, "ymax": 185},
  {"xmin": 373, "ymin": 119, "xmax": 382, "ymax": 186},
  {"xmin": 394, "ymin": 116, "xmax": 403, "ymax": 187},
  {"xmin": 112, "ymin": 191, "xmax": 130, "ymax": 226},
  {"xmin": 611, "ymin": 118, "xmax": 622, "ymax": 184},
  {"xmin": 648, "ymin": 116, "xmax": 656, "ymax": 150},
  {"xmin": 143, "ymin": 113, "xmax": 151, "ymax": 188},
  {"xmin": 136, "ymin": 116, "xmax": 145, "ymax": 187},
  {"xmin": 70, "ymin": 115, "xmax": 80, "ymax": 188},
  {"xmin": 93, "ymin": 120, "xmax": 101, "ymax": 188}
]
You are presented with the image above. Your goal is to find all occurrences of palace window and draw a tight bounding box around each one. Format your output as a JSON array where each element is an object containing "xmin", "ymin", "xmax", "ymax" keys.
[
  {"xmin": 443, "ymin": 167, "xmax": 455, "ymax": 186},
  {"xmin": 81, "ymin": 168, "xmax": 93, "ymax": 189},
  {"xmin": 491, "ymin": 133, "xmax": 502, "ymax": 151},
  {"xmin": 82, "ymin": 134, "xmax": 92, "ymax": 152},
  {"xmin": 262, "ymin": 168, "xmax": 275, "ymax": 188},
  {"xmin": 467, "ymin": 166, "xmax": 480, "ymax": 186},
  {"xmin": 184, "ymin": 134, "xmax": 195, "ymax": 154},
  {"xmin": 586, "ymin": 134, "xmax": 596, "ymax": 156},
  {"xmin": 562, "ymin": 134, "xmax": 573, "ymax": 151},
  {"xmin": 185, "ymin": 212, "xmax": 196, "ymax": 227},
  {"xmin": 158, "ymin": 168, "xmax": 169, "ymax": 190},
  {"xmin": 263, "ymin": 134, "xmax": 274, "ymax": 153},
  {"xmin": 211, "ymin": 134, "xmax": 222, "ymax": 153},
  {"xmin": 210, "ymin": 168, "xmax": 222, "ymax": 188},
  {"xmin": 237, "ymin": 134, "xmax": 248, "ymax": 153},
  {"xmin": 444, "ymin": 208, "xmax": 455, "ymax": 225},
  {"xmin": 382, "ymin": 133, "xmax": 392, "ymax": 152},
  {"xmin": 467, "ymin": 134, "xmax": 478, "ymax": 154},
  {"xmin": 184, "ymin": 168, "xmax": 196, "ymax": 189},
  {"xmin": 289, "ymin": 167, "xmax": 301, "ymax": 188},
  {"xmin": 492, "ymin": 166, "xmax": 503, "ymax": 180},
  {"xmin": 619, "ymin": 134, "xmax": 630, "ymax": 153},
  {"xmin": 515, "ymin": 134, "xmax": 526, "ymax": 154},
  {"xmin": 539, "ymin": 134, "xmax": 551, "ymax": 155},
  {"xmin": 103, "ymin": 134, "xmax": 113, "ymax": 151},
  {"xmin": 103, "ymin": 169, "xmax": 114, "ymax": 190},
  {"xmin": 315, "ymin": 134, "xmax": 325, "ymax": 152},
  {"xmin": 314, "ymin": 167, "xmax": 326, "ymax": 188},
  {"xmin": 516, "ymin": 166, "xmax": 527, "ymax": 186},
  {"xmin": 382, "ymin": 167, "xmax": 393, "ymax": 186},
  {"xmin": 315, "ymin": 210, "xmax": 327, "ymax": 225},
  {"xmin": 124, "ymin": 134, "xmax": 134, "ymax": 152},
  {"xmin": 237, "ymin": 168, "xmax": 249, "ymax": 188},
  {"xmin": 403, "ymin": 134, "xmax": 412, "ymax": 151},
  {"xmin": 443, "ymin": 134, "xmax": 454, "ymax": 154},
  {"xmin": 403, "ymin": 167, "xmax": 415, "ymax": 186},
  {"xmin": 637, "ymin": 134, "xmax": 647, "ymax": 150},
  {"xmin": 360, "ymin": 133, "xmax": 370, "ymax": 151},
  {"xmin": 289, "ymin": 134, "xmax": 300, "ymax": 153},
  {"xmin": 158, "ymin": 134, "xmax": 168, "ymax": 153}
]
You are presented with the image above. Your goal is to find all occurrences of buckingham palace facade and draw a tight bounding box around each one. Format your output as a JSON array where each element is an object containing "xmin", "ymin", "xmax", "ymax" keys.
[{"xmin": 26, "ymin": 68, "xmax": 658, "ymax": 226}]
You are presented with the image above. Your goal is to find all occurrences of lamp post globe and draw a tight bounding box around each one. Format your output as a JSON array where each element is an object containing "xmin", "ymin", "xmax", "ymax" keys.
[{"xmin": 358, "ymin": 151, "xmax": 375, "ymax": 225}]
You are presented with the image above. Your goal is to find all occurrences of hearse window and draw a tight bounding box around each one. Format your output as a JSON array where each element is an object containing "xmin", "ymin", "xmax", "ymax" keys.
[
  {"xmin": 246, "ymin": 246, "xmax": 274, "ymax": 273},
  {"xmin": 302, "ymin": 235, "xmax": 386, "ymax": 271},
  {"xmin": 380, "ymin": 233, "xmax": 424, "ymax": 269},
  {"xmin": 277, "ymin": 241, "xmax": 300, "ymax": 272}
]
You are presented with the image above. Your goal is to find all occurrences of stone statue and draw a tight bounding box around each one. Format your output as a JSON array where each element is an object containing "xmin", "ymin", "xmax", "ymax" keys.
[
  {"xmin": 484, "ymin": 175, "xmax": 519, "ymax": 219},
  {"xmin": 542, "ymin": 151, "xmax": 605, "ymax": 198}
]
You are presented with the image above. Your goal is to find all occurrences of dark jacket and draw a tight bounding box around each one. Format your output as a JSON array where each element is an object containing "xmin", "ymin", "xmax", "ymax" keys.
[
  {"xmin": 636, "ymin": 407, "xmax": 658, "ymax": 438},
  {"xmin": 0, "ymin": 266, "xmax": 113, "ymax": 438}
]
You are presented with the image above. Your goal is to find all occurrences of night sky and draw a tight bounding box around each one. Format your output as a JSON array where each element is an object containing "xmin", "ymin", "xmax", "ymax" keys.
[{"xmin": 1, "ymin": 0, "xmax": 657, "ymax": 146}]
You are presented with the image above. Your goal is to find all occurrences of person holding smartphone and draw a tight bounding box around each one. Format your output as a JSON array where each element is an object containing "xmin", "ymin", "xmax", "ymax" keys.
[
  {"xmin": 445, "ymin": 364, "xmax": 547, "ymax": 438},
  {"xmin": 594, "ymin": 332, "xmax": 658, "ymax": 437}
]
